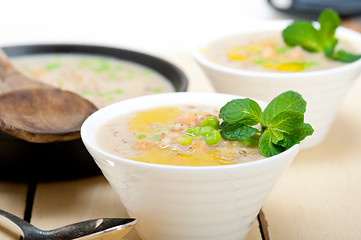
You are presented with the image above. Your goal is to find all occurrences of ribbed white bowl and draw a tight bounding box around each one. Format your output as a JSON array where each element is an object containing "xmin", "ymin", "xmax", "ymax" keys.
[
  {"xmin": 191, "ymin": 21, "xmax": 361, "ymax": 149},
  {"xmin": 81, "ymin": 92, "xmax": 300, "ymax": 240}
]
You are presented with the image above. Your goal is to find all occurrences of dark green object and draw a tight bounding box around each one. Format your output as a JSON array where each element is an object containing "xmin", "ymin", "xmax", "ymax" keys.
[
  {"xmin": 282, "ymin": 8, "xmax": 361, "ymax": 63},
  {"xmin": 219, "ymin": 91, "xmax": 314, "ymax": 157}
]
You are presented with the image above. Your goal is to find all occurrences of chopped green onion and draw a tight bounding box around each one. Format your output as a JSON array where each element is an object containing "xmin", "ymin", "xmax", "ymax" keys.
[
  {"xmin": 115, "ymin": 65, "xmax": 123, "ymax": 71},
  {"xmin": 200, "ymin": 117, "xmax": 220, "ymax": 129},
  {"xmin": 107, "ymin": 72, "xmax": 119, "ymax": 80},
  {"xmin": 198, "ymin": 126, "xmax": 214, "ymax": 136},
  {"xmin": 143, "ymin": 70, "xmax": 155, "ymax": 76},
  {"xmin": 275, "ymin": 46, "xmax": 292, "ymax": 55},
  {"xmin": 93, "ymin": 59, "xmax": 110, "ymax": 73},
  {"xmin": 137, "ymin": 134, "xmax": 146, "ymax": 139},
  {"xmin": 241, "ymin": 137, "xmax": 257, "ymax": 146},
  {"xmin": 78, "ymin": 58, "xmax": 91, "ymax": 68},
  {"xmin": 80, "ymin": 90, "xmax": 93, "ymax": 96},
  {"xmin": 177, "ymin": 136, "xmax": 193, "ymax": 145},
  {"xmin": 253, "ymin": 59, "xmax": 267, "ymax": 65},
  {"xmin": 205, "ymin": 130, "xmax": 221, "ymax": 145},
  {"xmin": 186, "ymin": 127, "xmax": 201, "ymax": 135},
  {"xmin": 151, "ymin": 135, "xmax": 160, "ymax": 140},
  {"xmin": 56, "ymin": 79, "xmax": 64, "ymax": 86},
  {"xmin": 45, "ymin": 62, "xmax": 61, "ymax": 71},
  {"xmin": 125, "ymin": 69, "xmax": 135, "ymax": 80},
  {"xmin": 112, "ymin": 89, "xmax": 123, "ymax": 95},
  {"xmin": 152, "ymin": 88, "xmax": 163, "ymax": 93},
  {"xmin": 80, "ymin": 89, "xmax": 123, "ymax": 99}
]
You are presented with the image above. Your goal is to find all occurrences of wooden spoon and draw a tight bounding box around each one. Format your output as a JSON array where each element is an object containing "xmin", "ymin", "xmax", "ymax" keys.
[{"xmin": 0, "ymin": 49, "xmax": 98, "ymax": 143}]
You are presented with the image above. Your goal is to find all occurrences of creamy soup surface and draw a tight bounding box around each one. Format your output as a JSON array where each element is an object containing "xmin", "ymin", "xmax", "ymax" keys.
[
  {"xmin": 202, "ymin": 31, "xmax": 356, "ymax": 72},
  {"xmin": 5, "ymin": 54, "xmax": 174, "ymax": 108},
  {"xmin": 97, "ymin": 105, "xmax": 264, "ymax": 166}
]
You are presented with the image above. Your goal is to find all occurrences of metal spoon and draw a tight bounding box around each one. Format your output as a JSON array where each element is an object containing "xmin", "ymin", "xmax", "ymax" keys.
[
  {"xmin": 0, "ymin": 209, "xmax": 137, "ymax": 240},
  {"xmin": 0, "ymin": 48, "xmax": 98, "ymax": 143}
]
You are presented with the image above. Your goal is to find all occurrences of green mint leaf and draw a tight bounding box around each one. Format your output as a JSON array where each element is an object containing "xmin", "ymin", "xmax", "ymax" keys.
[
  {"xmin": 332, "ymin": 50, "xmax": 361, "ymax": 63},
  {"xmin": 269, "ymin": 111, "xmax": 304, "ymax": 132},
  {"xmin": 218, "ymin": 91, "xmax": 314, "ymax": 158},
  {"xmin": 258, "ymin": 130, "xmax": 285, "ymax": 157},
  {"xmin": 267, "ymin": 110, "xmax": 304, "ymax": 145},
  {"xmin": 241, "ymin": 136, "xmax": 258, "ymax": 146},
  {"xmin": 219, "ymin": 98, "xmax": 262, "ymax": 125},
  {"xmin": 323, "ymin": 38, "xmax": 338, "ymax": 58},
  {"xmin": 268, "ymin": 111, "xmax": 303, "ymax": 144},
  {"xmin": 282, "ymin": 9, "xmax": 361, "ymax": 63},
  {"xmin": 278, "ymin": 123, "xmax": 314, "ymax": 149},
  {"xmin": 318, "ymin": 8, "xmax": 340, "ymax": 57},
  {"xmin": 268, "ymin": 127, "xmax": 285, "ymax": 145},
  {"xmin": 219, "ymin": 122, "xmax": 260, "ymax": 141},
  {"xmin": 318, "ymin": 9, "xmax": 340, "ymax": 39},
  {"xmin": 282, "ymin": 20, "xmax": 323, "ymax": 52},
  {"xmin": 262, "ymin": 91, "xmax": 306, "ymax": 125}
]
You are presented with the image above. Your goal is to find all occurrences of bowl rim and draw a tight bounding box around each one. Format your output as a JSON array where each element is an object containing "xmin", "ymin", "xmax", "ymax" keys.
[
  {"xmin": 81, "ymin": 92, "xmax": 300, "ymax": 172},
  {"xmin": 2, "ymin": 43, "xmax": 189, "ymax": 92},
  {"xmin": 191, "ymin": 19, "xmax": 361, "ymax": 79}
]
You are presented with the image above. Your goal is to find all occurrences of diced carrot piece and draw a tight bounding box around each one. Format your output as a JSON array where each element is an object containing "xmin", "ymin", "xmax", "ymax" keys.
[
  {"xmin": 190, "ymin": 140, "xmax": 208, "ymax": 152},
  {"xmin": 174, "ymin": 113, "xmax": 200, "ymax": 127},
  {"xmin": 133, "ymin": 140, "xmax": 154, "ymax": 150},
  {"xmin": 30, "ymin": 70, "xmax": 45, "ymax": 78}
]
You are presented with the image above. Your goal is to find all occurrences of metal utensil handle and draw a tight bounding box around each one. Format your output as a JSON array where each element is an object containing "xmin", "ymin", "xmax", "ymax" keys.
[{"xmin": 0, "ymin": 209, "xmax": 35, "ymax": 237}]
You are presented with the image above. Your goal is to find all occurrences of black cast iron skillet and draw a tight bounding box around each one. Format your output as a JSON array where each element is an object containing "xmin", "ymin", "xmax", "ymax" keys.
[{"xmin": 0, "ymin": 44, "xmax": 188, "ymax": 182}]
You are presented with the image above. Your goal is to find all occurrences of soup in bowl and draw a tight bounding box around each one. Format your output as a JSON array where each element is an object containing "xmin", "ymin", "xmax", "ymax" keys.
[
  {"xmin": 191, "ymin": 20, "xmax": 361, "ymax": 149},
  {"xmin": 9, "ymin": 54, "xmax": 176, "ymax": 109},
  {"xmin": 81, "ymin": 92, "xmax": 301, "ymax": 240}
]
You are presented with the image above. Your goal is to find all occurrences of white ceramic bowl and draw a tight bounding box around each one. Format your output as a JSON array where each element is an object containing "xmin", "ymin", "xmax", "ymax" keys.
[
  {"xmin": 191, "ymin": 20, "xmax": 361, "ymax": 149},
  {"xmin": 81, "ymin": 92, "xmax": 300, "ymax": 240}
]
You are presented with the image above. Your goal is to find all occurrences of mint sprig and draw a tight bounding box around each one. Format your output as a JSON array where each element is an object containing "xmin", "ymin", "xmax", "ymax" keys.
[
  {"xmin": 219, "ymin": 91, "xmax": 314, "ymax": 157},
  {"xmin": 282, "ymin": 9, "xmax": 361, "ymax": 63}
]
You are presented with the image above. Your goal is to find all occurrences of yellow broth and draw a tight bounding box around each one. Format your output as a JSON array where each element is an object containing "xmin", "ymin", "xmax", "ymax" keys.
[
  {"xmin": 96, "ymin": 106, "xmax": 264, "ymax": 166},
  {"xmin": 202, "ymin": 32, "xmax": 356, "ymax": 72}
]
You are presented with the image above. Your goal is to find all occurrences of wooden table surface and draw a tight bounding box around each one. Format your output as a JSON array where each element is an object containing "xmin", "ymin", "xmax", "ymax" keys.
[{"xmin": 1, "ymin": 54, "xmax": 361, "ymax": 240}]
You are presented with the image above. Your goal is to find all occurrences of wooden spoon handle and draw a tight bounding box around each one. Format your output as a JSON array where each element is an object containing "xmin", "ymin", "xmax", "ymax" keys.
[
  {"xmin": 0, "ymin": 48, "xmax": 49, "ymax": 93},
  {"xmin": 0, "ymin": 48, "xmax": 22, "ymax": 79}
]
